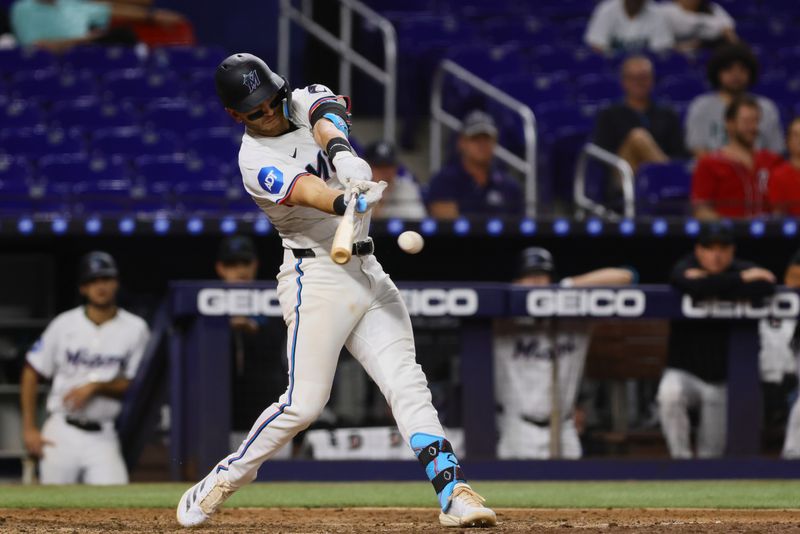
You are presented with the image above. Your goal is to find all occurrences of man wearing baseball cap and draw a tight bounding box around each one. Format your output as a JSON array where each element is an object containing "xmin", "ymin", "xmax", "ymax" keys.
[
  {"xmin": 427, "ymin": 110, "xmax": 524, "ymax": 219},
  {"xmin": 20, "ymin": 251, "xmax": 149, "ymax": 484},
  {"xmin": 363, "ymin": 141, "xmax": 426, "ymax": 220},
  {"xmin": 658, "ymin": 223, "xmax": 776, "ymax": 458}
]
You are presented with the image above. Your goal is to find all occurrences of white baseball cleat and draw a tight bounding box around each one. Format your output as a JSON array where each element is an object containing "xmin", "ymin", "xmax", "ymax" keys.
[
  {"xmin": 176, "ymin": 470, "xmax": 236, "ymax": 527},
  {"xmin": 439, "ymin": 483, "xmax": 497, "ymax": 528}
]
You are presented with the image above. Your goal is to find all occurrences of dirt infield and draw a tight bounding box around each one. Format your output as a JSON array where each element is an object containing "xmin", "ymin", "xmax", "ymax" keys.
[{"xmin": 1, "ymin": 508, "xmax": 800, "ymax": 533}]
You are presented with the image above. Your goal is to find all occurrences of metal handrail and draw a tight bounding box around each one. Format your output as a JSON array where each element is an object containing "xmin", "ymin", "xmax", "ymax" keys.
[
  {"xmin": 278, "ymin": 0, "xmax": 397, "ymax": 143},
  {"xmin": 573, "ymin": 143, "xmax": 635, "ymax": 220},
  {"xmin": 430, "ymin": 60, "xmax": 538, "ymax": 217}
]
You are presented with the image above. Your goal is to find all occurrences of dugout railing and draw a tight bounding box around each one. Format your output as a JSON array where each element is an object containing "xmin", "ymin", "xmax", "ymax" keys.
[
  {"xmin": 278, "ymin": 0, "xmax": 398, "ymax": 144},
  {"xmin": 158, "ymin": 281, "xmax": 800, "ymax": 481}
]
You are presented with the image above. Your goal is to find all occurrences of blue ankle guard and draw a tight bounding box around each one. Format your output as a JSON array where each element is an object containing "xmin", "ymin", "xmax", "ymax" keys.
[{"xmin": 410, "ymin": 433, "xmax": 466, "ymax": 510}]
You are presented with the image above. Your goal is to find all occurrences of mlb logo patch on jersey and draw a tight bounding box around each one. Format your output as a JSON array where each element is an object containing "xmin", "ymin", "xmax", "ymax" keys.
[{"xmin": 258, "ymin": 166, "xmax": 284, "ymax": 194}]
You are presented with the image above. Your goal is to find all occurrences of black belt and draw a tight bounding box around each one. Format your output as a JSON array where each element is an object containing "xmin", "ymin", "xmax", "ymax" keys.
[
  {"xmin": 521, "ymin": 413, "xmax": 573, "ymax": 428},
  {"xmin": 292, "ymin": 239, "xmax": 374, "ymax": 259},
  {"xmin": 65, "ymin": 416, "xmax": 103, "ymax": 432}
]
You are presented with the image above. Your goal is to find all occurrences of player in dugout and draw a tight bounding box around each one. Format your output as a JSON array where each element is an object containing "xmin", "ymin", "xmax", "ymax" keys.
[
  {"xmin": 494, "ymin": 247, "xmax": 636, "ymax": 459},
  {"xmin": 20, "ymin": 251, "xmax": 149, "ymax": 484},
  {"xmin": 658, "ymin": 223, "xmax": 776, "ymax": 458}
]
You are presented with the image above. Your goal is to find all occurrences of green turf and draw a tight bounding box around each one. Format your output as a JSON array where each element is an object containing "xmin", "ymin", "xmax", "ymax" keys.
[{"xmin": 2, "ymin": 481, "xmax": 800, "ymax": 509}]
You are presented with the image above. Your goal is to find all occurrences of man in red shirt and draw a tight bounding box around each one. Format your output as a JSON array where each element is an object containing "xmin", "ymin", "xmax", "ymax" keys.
[
  {"xmin": 769, "ymin": 118, "xmax": 800, "ymax": 216},
  {"xmin": 691, "ymin": 96, "xmax": 783, "ymax": 219}
]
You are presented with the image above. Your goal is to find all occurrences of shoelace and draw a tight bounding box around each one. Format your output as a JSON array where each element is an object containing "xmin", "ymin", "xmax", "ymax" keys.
[
  {"xmin": 199, "ymin": 482, "xmax": 236, "ymax": 515},
  {"xmin": 452, "ymin": 485, "xmax": 487, "ymax": 508}
]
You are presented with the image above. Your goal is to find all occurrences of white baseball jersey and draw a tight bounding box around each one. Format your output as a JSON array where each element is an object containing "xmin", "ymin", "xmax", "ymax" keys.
[
  {"xmin": 238, "ymin": 84, "xmax": 371, "ymax": 250},
  {"xmin": 758, "ymin": 318, "xmax": 797, "ymax": 383},
  {"xmin": 26, "ymin": 306, "xmax": 149, "ymax": 422}
]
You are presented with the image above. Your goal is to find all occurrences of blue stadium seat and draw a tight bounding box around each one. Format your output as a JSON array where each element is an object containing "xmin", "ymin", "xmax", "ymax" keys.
[
  {"xmin": 134, "ymin": 154, "xmax": 211, "ymax": 193},
  {"xmin": 0, "ymin": 127, "xmax": 85, "ymax": 159},
  {"xmin": 0, "ymin": 48, "xmax": 57, "ymax": 76},
  {"xmin": 39, "ymin": 155, "xmax": 128, "ymax": 193},
  {"xmin": 10, "ymin": 70, "xmax": 98, "ymax": 104},
  {"xmin": 72, "ymin": 180, "xmax": 134, "ymax": 213},
  {"xmin": 150, "ymin": 45, "xmax": 228, "ymax": 73},
  {"xmin": 50, "ymin": 98, "xmax": 139, "ymax": 131},
  {"xmin": 479, "ymin": 17, "xmax": 559, "ymax": 47},
  {"xmin": 61, "ymin": 46, "xmax": 143, "ymax": 71},
  {"xmin": 576, "ymin": 74, "xmax": 621, "ymax": 103},
  {"xmin": 753, "ymin": 79, "xmax": 799, "ymax": 107},
  {"xmin": 656, "ymin": 76, "xmax": 707, "ymax": 103},
  {"xmin": 535, "ymin": 101, "xmax": 594, "ymax": 136},
  {"xmin": 173, "ymin": 179, "xmax": 233, "ymax": 213},
  {"xmin": 92, "ymin": 127, "xmax": 181, "ymax": 159},
  {"xmin": 102, "ymin": 69, "xmax": 183, "ymax": 102},
  {"xmin": 141, "ymin": 99, "xmax": 229, "ymax": 133},
  {"xmin": 184, "ymin": 71, "xmax": 218, "ymax": 101},
  {"xmin": 1, "ymin": 100, "xmax": 45, "ymax": 129},
  {"xmin": 0, "ymin": 156, "xmax": 32, "ymax": 183},
  {"xmin": 186, "ymin": 127, "xmax": 242, "ymax": 164},
  {"xmin": 492, "ymin": 73, "xmax": 571, "ymax": 109},
  {"xmin": 635, "ymin": 161, "xmax": 693, "ymax": 216}
]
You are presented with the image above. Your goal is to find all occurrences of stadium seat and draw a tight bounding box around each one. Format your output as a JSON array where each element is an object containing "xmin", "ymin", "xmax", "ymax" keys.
[
  {"xmin": 150, "ymin": 45, "xmax": 228, "ymax": 73},
  {"xmin": 72, "ymin": 180, "xmax": 134, "ymax": 213},
  {"xmin": 92, "ymin": 127, "xmax": 181, "ymax": 159},
  {"xmin": 635, "ymin": 161, "xmax": 693, "ymax": 216},
  {"xmin": 9, "ymin": 70, "xmax": 97, "ymax": 103},
  {"xmin": 39, "ymin": 155, "xmax": 128, "ymax": 192},
  {"xmin": 50, "ymin": 98, "xmax": 139, "ymax": 131},
  {"xmin": 173, "ymin": 179, "xmax": 234, "ymax": 213},
  {"xmin": 0, "ymin": 157, "xmax": 33, "ymax": 184},
  {"xmin": 184, "ymin": 71, "xmax": 218, "ymax": 101},
  {"xmin": 656, "ymin": 76, "xmax": 708, "ymax": 103},
  {"xmin": 0, "ymin": 48, "xmax": 57, "ymax": 76},
  {"xmin": 0, "ymin": 128, "xmax": 85, "ymax": 159},
  {"xmin": 141, "ymin": 99, "xmax": 229, "ymax": 133},
  {"xmin": 186, "ymin": 127, "xmax": 242, "ymax": 164},
  {"xmin": 576, "ymin": 74, "xmax": 621, "ymax": 103},
  {"xmin": 61, "ymin": 46, "xmax": 144, "ymax": 71},
  {"xmin": 102, "ymin": 69, "xmax": 183, "ymax": 102},
  {"xmin": 1, "ymin": 100, "xmax": 45, "ymax": 129}
]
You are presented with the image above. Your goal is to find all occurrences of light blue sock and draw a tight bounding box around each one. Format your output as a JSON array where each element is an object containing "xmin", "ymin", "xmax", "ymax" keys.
[{"xmin": 410, "ymin": 432, "xmax": 467, "ymax": 511}]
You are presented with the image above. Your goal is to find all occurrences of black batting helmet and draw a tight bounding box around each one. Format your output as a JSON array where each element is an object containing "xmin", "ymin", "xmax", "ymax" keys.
[
  {"xmin": 78, "ymin": 251, "xmax": 118, "ymax": 284},
  {"xmin": 518, "ymin": 247, "xmax": 555, "ymax": 278},
  {"xmin": 215, "ymin": 53, "xmax": 291, "ymax": 116}
]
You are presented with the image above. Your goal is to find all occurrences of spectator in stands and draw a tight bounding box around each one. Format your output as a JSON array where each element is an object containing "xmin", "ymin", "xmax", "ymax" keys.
[
  {"xmin": 427, "ymin": 110, "xmax": 524, "ymax": 219},
  {"xmin": 768, "ymin": 118, "xmax": 800, "ymax": 216},
  {"xmin": 662, "ymin": 0, "xmax": 737, "ymax": 52},
  {"xmin": 584, "ymin": 0, "xmax": 674, "ymax": 55},
  {"xmin": 10, "ymin": 0, "xmax": 183, "ymax": 51},
  {"xmin": 691, "ymin": 96, "xmax": 783, "ymax": 219},
  {"xmin": 215, "ymin": 235, "xmax": 287, "ymax": 433},
  {"xmin": 685, "ymin": 43, "xmax": 784, "ymax": 157},
  {"xmin": 592, "ymin": 55, "xmax": 687, "ymax": 173},
  {"xmin": 494, "ymin": 247, "xmax": 636, "ymax": 459},
  {"xmin": 658, "ymin": 223, "xmax": 776, "ymax": 458},
  {"xmin": 363, "ymin": 141, "xmax": 426, "ymax": 220}
]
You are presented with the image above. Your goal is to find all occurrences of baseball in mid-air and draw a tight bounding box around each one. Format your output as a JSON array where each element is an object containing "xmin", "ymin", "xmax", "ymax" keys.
[{"xmin": 397, "ymin": 231, "xmax": 424, "ymax": 254}]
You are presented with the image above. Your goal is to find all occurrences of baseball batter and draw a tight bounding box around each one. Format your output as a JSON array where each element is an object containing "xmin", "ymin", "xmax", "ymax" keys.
[
  {"xmin": 176, "ymin": 53, "xmax": 495, "ymax": 528},
  {"xmin": 20, "ymin": 251, "xmax": 149, "ymax": 484},
  {"xmin": 494, "ymin": 247, "xmax": 634, "ymax": 459}
]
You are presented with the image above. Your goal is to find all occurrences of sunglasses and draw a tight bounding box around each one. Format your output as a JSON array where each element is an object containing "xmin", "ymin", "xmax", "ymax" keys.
[{"xmin": 246, "ymin": 85, "xmax": 289, "ymax": 120}]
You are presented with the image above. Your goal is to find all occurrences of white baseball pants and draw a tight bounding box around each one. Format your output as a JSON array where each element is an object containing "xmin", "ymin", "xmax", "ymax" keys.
[
  {"xmin": 39, "ymin": 414, "xmax": 128, "ymax": 485},
  {"xmin": 497, "ymin": 415, "xmax": 582, "ymax": 459},
  {"xmin": 215, "ymin": 251, "xmax": 445, "ymax": 486},
  {"xmin": 657, "ymin": 367, "xmax": 727, "ymax": 458}
]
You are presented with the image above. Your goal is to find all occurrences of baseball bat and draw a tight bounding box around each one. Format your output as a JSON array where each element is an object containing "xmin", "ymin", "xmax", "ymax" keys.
[{"xmin": 330, "ymin": 193, "xmax": 358, "ymax": 264}]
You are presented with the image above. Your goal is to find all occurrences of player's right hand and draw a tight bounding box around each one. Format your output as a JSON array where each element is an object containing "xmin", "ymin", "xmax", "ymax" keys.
[{"xmin": 23, "ymin": 427, "xmax": 53, "ymax": 458}]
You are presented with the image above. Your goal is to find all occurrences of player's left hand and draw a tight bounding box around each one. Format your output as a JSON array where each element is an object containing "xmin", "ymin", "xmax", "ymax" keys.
[
  {"xmin": 63, "ymin": 383, "xmax": 98, "ymax": 411},
  {"xmin": 334, "ymin": 152, "xmax": 372, "ymax": 186},
  {"xmin": 347, "ymin": 180, "xmax": 387, "ymax": 214}
]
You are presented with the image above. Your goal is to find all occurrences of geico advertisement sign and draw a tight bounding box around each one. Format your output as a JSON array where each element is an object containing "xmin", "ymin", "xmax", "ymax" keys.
[
  {"xmin": 682, "ymin": 292, "xmax": 800, "ymax": 318},
  {"xmin": 198, "ymin": 288, "xmax": 282, "ymax": 316},
  {"xmin": 400, "ymin": 289, "xmax": 479, "ymax": 316},
  {"xmin": 526, "ymin": 289, "xmax": 646, "ymax": 317},
  {"xmin": 197, "ymin": 288, "xmax": 480, "ymax": 317}
]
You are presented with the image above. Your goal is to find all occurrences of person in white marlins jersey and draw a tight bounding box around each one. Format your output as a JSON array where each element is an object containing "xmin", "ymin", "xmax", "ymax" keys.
[
  {"xmin": 494, "ymin": 247, "xmax": 635, "ymax": 459},
  {"xmin": 20, "ymin": 251, "xmax": 149, "ymax": 484},
  {"xmin": 176, "ymin": 53, "xmax": 495, "ymax": 528}
]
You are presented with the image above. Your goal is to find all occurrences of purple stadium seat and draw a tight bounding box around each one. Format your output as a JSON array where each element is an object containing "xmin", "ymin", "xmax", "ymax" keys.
[
  {"xmin": 92, "ymin": 127, "xmax": 181, "ymax": 159},
  {"xmin": 102, "ymin": 69, "xmax": 183, "ymax": 102},
  {"xmin": 1, "ymin": 100, "xmax": 45, "ymax": 129},
  {"xmin": 39, "ymin": 155, "xmax": 128, "ymax": 193},
  {"xmin": 753, "ymin": 79, "xmax": 799, "ymax": 107},
  {"xmin": 0, "ymin": 156, "xmax": 32, "ymax": 183},
  {"xmin": 635, "ymin": 161, "xmax": 693, "ymax": 216},
  {"xmin": 576, "ymin": 74, "xmax": 622, "ymax": 103},
  {"xmin": 10, "ymin": 70, "xmax": 97, "ymax": 103},
  {"xmin": 50, "ymin": 98, "xmax": 138, "ymax": 131},
  {"xmin": 72, "ymin": 180, "xmax": 134, "ymax": 213},
  {"xmin": 480, "ymin": 17, "xmax": 559, "ymax": 47},
  {"xmin": 492, "ymin": 73, "xmax": 571, "ymax": 109},
  {"xmin": 227, "ymin": 194, "xmax": 257, "ymax": 213},
  {"xmin": 656, "ymin": 76, "xmax": 708, "ymax": 103},
  {"xmin": 0, "ymin": 127, "xmax": 85, "ymax": 158},
  {"xmin": 173, "ymin": 179, "xmax": 232, "ymax": 212},
  {"xmin": 0, "ymin": 198, "xmax": 34, "ymax": 214},
  {"xmin": 184, "ymin": 71, "xmax": 218, "ymax": 101},
  {"xmin": 150, "ymin": 45, "xmax": 228, "ymax": 72},
  {"xmin": 445, "ymin": 43, "xmax": 524, "ymax": 80},
  {"xmin": 0, "ymin": 48, "xmax": 57, "ymax": 75},
  {"xmin": 141, "ymin": 99, "xmax": 229, "ymax": 132},
  {"xmin": 61, "ymin": 46, "xmax": 143, "ymax": 71},
  {"xmin": 186, "ymin": 127, "xmax": 242, "ymax": 164},
  {"xmin": 535, "ymin": 101, "xmax": 594, "ymax": 136}
]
